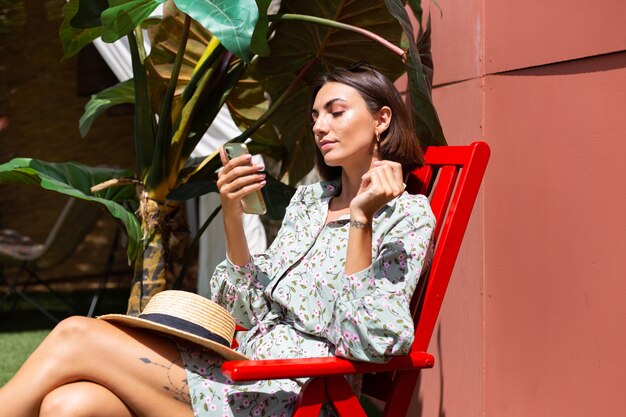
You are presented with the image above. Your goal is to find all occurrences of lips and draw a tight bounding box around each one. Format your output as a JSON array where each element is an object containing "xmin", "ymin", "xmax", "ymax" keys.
[{"xmin": 319, "ymin": 139, "xmax": 336, "ymax": 152}]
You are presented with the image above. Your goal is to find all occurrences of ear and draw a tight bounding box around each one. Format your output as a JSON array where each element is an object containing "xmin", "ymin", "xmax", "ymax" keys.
[{"xmin": 374, "ymin": 106, "xmax": 392, "ymax": 135}]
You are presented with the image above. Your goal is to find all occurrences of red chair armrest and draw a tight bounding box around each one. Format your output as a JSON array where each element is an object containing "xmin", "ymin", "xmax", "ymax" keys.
[{"xmin": 222, "ymin": 351, "xmax": 434, "ymax": 381}]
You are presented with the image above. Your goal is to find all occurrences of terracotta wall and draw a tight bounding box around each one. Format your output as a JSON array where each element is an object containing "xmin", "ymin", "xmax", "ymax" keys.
[{"xmin": 412, "ymin": 1, "xmax": 626, "ymax": 416}]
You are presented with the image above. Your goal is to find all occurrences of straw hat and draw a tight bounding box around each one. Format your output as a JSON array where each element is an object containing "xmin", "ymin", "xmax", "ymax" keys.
[{"xmin": 99, "ymin": 290, "xmax": 247, "ymax": 361}]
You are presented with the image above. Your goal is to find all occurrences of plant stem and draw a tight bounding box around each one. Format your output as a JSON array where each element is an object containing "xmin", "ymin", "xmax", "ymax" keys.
[
  {"xmin": 148, "ymin": 14, "xmax": 192, "ymax": 199},
  {"xmin": 268, "ymin": 13, "xmax": 404, "ymax": 57},
  {"xmin": 134, "ymin": 27, "xmax": 146, "ymax": 62}
]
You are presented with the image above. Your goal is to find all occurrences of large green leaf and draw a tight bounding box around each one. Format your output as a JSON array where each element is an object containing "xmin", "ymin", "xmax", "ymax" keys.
[
  {"xmin": 70, "ymin": 0, "xmax": 109, "ymax": 28},
  {"xmin": 384, "ymin": 0, "xmax": 446, "ymax": 146},
  {"xmin": 145, "ymin": 7, "xmax": 213, "ymax": 113},
  {"xmin": 227, "ymin": 0, "xmax": 407, "ymax": 185},
  {"xmin": 0, "ymin": 159, "xmax": 141, "ymax": 262},
  {"xmin": 59, "ymin": 0, "xmax": 103, "ymax": 60},
  {"xmin": 249, "ymin": 0, "xmax": 272, "ymax": 56},
  {"xmin": 173, "ymin": 0, "xmax": 259, "ymax": 61},
  {"xmin": 101, "ymin": 0, "xmax": 166, "ymax": 43},
  {"xmin": 80, "ymin": 79, "xmax": 135, "ymax": 137}
]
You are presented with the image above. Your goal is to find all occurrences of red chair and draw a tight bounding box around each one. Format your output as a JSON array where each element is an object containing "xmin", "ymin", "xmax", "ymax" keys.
[{"xmin": 222, "ymin": 142, "xmax": 491, "ymax": 417}]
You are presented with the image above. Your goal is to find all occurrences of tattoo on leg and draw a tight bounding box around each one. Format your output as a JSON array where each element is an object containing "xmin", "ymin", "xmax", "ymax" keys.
[{"xmin": 139, "ymin": 357, "xmax": 190, "ymax": 405}]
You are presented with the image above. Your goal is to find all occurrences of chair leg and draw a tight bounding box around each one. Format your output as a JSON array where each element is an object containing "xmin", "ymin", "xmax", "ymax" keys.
[
  {"xmin": 292, "ymin": 378, "xmax": 326, "ymax": 417},
  {"xmin": 1, "ymin": 265, "xmax": 61, "ymax": 324},
  {"xmin": 381, "ymin": 370, "xmax": 421, "ymax": 417},
  {"xmin": 327, "ymin": 376, "xmax": 368, "ymax": 417},
  {"xmin": 1, "ymin": 264, "xmax": 63, "ymax": 324},
  {"xmin": 26, "ymin": 267, "xmax": 77, "ymax": 313},
  {"xmin": 13, "ymin": 288, "xmax": 60, "ymax": 323},
  {"xmin": 0, "ymin": 264, "xmax": 28, "ymax": 320},
  {"xmin": 292, "ymin": 376, "xmax": 369, "ymax": 417}
]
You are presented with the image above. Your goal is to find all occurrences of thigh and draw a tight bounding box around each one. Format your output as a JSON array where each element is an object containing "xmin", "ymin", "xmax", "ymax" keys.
[
  {"xmin": 68, "ymin": 319, "xmax": 194, "ymax": 417},
  {"xmin": 3, "ymin": 316, "xmax": 194, "ymax": 417},
  {"xmin": 40, "ymin": 381, "xmax": 135, "ymax": 417}
]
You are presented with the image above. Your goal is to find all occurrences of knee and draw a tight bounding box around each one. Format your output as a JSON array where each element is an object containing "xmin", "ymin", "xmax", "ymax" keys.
[
  {"xmin": 40, "ymin": 386, "xmax": 94, "ymax": 417},
  {"xmin": 50, "ymin": 316, "xmax": 96, "ymax": 341},
  {"xmin": 46, "ymin": 316, "xmax": 99, "ymax": 360}
]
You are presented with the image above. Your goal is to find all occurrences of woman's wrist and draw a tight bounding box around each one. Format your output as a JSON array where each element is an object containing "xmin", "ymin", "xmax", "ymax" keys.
[
  {"xmin": 349, "ymin": 207, "xmax": 372, "ymax": 225},
  {"xmin": 349, "ymin": 218, "xmax": 369, "ymax": 229}
]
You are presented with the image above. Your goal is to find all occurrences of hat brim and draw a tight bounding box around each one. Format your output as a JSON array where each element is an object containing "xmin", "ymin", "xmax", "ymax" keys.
[{"xmin": 98, "ymin": 314, "xmax": 248, "ymax": 361}]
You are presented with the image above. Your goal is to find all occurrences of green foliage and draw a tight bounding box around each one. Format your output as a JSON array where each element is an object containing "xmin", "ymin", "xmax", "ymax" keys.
[
  {"xmin": 0, "ymin": 159, "xmax": 141, "ymax": 261},
  {"xmin": 101, "ymin": 0, "xmax": 167, "ymax": 43},
  {"xmin": 384, "ymin": 0, "xmax": 446, "ymax": 146},
  {"xmin": 59, "ymin": 0, "xmax": 103, "ymax": 60},
  {"xmin": 128, "ymin": 30, "xmax": 157, "ymax": 181},
  {"xmin": 70, "ymin": 0, "xmax": 109, "ymax": 28},
  {"xmin": 174, "ymin": 0, "xmax": 259, "ymax": 61},
  {"xmin": 7, "ymin": 0, "xmax": 446, "ymax": 268},
  {"xmin": 80, "ymin": 79, "xmax": 135, "ymax": 137}
]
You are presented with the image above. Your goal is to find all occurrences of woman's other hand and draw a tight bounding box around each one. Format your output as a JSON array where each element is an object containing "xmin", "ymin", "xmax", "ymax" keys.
[
  {"xmin": 217, "ymin": 146, "xmax": 266, "ymax": 218},
  {"xmin": 350, "ymin": 160, "xmax": 404, "ymax": 221}
]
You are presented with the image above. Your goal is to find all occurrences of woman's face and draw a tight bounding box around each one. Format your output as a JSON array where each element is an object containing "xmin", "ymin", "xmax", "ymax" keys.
[{"xmin": 311, "ymin": 82, "xmax": 380, "ymax": 169}]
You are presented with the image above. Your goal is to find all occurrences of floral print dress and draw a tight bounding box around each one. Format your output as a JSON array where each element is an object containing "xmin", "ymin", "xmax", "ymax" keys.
[{"xmin": 179, "ymin": 178, "xmax": 435, "ymax": 417}]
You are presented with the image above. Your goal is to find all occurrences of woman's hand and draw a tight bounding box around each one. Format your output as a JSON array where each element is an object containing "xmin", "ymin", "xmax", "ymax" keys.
[
  {"xmin": 350, "ymin": 160, "xmax": 404, "ymax": 222},
  {"xmin": 217, "ymin": 146, "xmax": 266, "ymax": 218}
]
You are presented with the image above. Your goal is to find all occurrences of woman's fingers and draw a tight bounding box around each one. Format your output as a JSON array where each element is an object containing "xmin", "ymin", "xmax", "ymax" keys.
[
  {"xmin": 218, "ymin": 163, "xmax": 262, "ymax": 187},
  {"xmin": 220, "ymin": 172, "xmax": 266, "ymax": 198},
  {"xmin": 369, "ymin": 161, "xmax": 404, "ymax": 198},
  {"xmin": 219, "ymin": 145, "xmax": 229, "ymax": 166},
  {"xmin": 217, "ymin": 145, "xmax": 266, "ymax": 216}
]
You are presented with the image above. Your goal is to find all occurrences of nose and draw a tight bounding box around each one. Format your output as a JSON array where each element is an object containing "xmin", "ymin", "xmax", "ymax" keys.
[{"xmin": 312, "ymin": 114, "xmax": 329, "ymax": 136}]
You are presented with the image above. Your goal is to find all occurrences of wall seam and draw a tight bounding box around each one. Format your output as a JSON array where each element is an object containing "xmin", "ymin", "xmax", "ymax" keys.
[{"xmin": 481, "ymin": 0, "xmax": 487, "ymax": 416}]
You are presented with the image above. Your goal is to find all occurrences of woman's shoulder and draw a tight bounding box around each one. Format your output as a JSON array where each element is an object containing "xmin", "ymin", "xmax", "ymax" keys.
[
  {"xmin": 292, "ymin": 178, "xmax": 341, "ymax": 203},
  {"xmin": 389, "ymin": 192, "xmax": 435, "ymax": 224}
]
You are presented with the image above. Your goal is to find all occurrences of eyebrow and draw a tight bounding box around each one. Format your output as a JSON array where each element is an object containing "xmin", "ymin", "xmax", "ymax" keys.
[{"xmin": 311, "ymin": 98, "xmax": 347, "ymax": 115}]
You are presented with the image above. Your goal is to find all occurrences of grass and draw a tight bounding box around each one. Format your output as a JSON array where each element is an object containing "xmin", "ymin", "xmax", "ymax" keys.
[
  {"xmin": 0, "ymin": 288, "xmax": 129, "ymax": 386},
  {"xmin": 0, "ymin": 329, "xmax": 50, "ymax": 385}
]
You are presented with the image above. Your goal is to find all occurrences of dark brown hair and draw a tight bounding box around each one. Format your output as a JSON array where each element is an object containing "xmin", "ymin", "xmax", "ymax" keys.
[{"xmin": 311, "ymin": 65, "xmax": 424, "ymax": 180}]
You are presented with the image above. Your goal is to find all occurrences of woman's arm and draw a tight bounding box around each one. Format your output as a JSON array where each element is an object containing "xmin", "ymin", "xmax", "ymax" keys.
[
  {"xmin": 345, "ymin": 160, "xmax": 405, "ymax": 275},
  {"xmin": 208, "ymin": 185, "xmax": 307, "ymax": 329},
  {"xmin": 332, "ymin": 197, "xmax": 435, "ymax": 362}
]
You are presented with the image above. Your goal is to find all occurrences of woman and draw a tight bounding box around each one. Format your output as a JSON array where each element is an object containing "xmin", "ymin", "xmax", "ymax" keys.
[{"xmin": 0, "ymin": 66, "xmax": 435, "ymax": 417}]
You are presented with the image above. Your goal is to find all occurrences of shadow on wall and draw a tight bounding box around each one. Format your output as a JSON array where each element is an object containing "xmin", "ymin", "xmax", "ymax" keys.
[
  {"xmin": 413, "ymin": 324, "xmax": 446, "ymax": 417},
  {"xmin": 498, "ymin": 50, "xmax": 626, "ymax": 76}
]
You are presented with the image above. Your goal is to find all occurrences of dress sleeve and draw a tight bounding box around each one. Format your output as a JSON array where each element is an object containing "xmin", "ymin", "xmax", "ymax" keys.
[
  {"xmin": 207, "ymin": 254, "xmax": 272, "ymax": 329},
  {"xmin": 325, "ymin": 195, "xmax": 435, "ymax": 362},
  {"xmin": 207, "ymin": 186, "xmax": 306, "ymax": 329}
]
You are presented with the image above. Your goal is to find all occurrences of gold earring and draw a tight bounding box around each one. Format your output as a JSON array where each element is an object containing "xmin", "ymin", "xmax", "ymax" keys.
[{"xmin": 375, "ymin": 131, "xmax": 381, "ymax": 143}]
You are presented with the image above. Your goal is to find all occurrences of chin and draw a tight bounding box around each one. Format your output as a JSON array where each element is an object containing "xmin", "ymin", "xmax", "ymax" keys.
[{"xmin": 322, "ymin": 155, "xmax": 343, "ymax": 168}]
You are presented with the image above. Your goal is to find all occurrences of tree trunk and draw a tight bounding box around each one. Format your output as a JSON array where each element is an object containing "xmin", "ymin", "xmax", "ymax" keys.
[{"xmin": 126, "ymin": 188, "xmax": 189, "ymax": 316}]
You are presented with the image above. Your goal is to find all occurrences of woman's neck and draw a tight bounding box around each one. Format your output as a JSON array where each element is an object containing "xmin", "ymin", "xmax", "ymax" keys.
[{"xmin": 335, "ymin": 156, "xmax": 379, "ymax": 206}]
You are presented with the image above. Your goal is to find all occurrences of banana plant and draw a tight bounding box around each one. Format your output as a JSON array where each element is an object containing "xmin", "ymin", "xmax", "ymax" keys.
[{"xmin": 0, "ymin": 0, "xmax": 445, "ymax": 315}]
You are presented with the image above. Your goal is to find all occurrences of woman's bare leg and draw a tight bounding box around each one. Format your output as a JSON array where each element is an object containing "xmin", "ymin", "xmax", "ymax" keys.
[
  {"xmin": 0, "ymin": 316, "xmax": 194, "ymax": 417},
  {"xmin": 39, "ymin": 381, "xmax": 135, "ymax": 417}
]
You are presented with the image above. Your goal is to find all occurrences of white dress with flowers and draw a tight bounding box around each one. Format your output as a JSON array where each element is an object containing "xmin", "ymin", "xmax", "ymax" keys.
[{"xmin": 179, "ymin": 178, "xmax": 435, "ymax": 417}]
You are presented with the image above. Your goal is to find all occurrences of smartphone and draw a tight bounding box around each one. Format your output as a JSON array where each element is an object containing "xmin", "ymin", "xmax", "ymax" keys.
[{"xmin": 223, "ymin": 143, "xmax": 267, "ymax": 215}]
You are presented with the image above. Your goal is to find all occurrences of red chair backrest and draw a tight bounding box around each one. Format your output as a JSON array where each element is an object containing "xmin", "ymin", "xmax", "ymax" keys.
[{"xmin": 364, "ymin": 141, "xmax": 490, "ymax": 416}]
